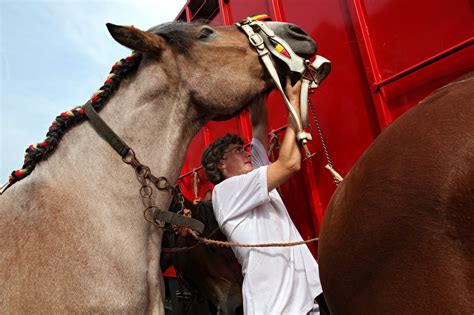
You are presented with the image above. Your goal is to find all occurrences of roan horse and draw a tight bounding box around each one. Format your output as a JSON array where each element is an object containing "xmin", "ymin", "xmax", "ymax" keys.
[
  {"xmin": 319, "ymin": 72, "xmax": 474, "ymax": 314},
  {"xmin": 161, "ymin": 187, "xmax": 243, "ymax": 314},
  {"xmin": 0, "ymin": 21, "xmax": 317, "ymax": 313}
]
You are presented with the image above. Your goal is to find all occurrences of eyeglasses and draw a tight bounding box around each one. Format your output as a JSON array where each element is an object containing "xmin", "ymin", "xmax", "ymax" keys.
[
  {"xmin": 225, "ymin": 145, "xmax": 245, "ymax": 155},
  {"xmin": 222, "ymin": 145, "xmax": 249, "ymax": 160}
]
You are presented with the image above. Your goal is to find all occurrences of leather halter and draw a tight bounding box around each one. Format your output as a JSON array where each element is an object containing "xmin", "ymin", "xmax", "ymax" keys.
[
  {"xmin": 83, "ymin": 101, "xmax": 205, "ymax": 234},
  {"xmin": 236, "ymin": 14, "xmax": 331, "ymax": 157}
]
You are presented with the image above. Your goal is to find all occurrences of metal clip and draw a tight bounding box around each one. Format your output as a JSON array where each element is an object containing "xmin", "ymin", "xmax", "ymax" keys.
[
  {"xmin": 249, "ymin": 33, "xmax": 264, "ymax": 46},
  {"xmin": 302, "ymin": 143, "xmax": 316, "ymax": 160},
  {"xmin": 325, "ymin": 164, "xmax": 344, "ymax": 184}
]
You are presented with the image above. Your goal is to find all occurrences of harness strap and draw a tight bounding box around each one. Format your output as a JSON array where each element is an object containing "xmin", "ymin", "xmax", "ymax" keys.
[
  {"xmin": 238, "ymin": 22, "xmax": 312, "ymax": 145},
  {"xmin": 83, "ymin": 101, "xmax": 130, "ymax": 158},
  {"xmin": 153, "ymin": 208, "xmax": 205, "ymax": 235},
  {"xmin": 300, "ymin": 56, "xmax": 331, "ymax": 128},
  {"xmin": 83, "ymin": 101, "xmax": 205, "ymax": 234},
  {"xmin": 260, "ymin": 53, "xmax": 313, "ymax": 143}
]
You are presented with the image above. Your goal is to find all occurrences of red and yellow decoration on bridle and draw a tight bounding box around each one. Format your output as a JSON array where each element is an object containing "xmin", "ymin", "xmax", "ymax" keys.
[{"xmin": 239, "ymin": 14, "xmax": 292, "ymax": 59}]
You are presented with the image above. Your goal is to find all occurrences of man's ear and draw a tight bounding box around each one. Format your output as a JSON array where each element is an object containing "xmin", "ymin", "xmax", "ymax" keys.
[
  {"xmin": 217, "ymin": 161, "xmax": 226, "ymax": 171},
  {"xmin": 106, "ymin": 23, "xmax": 166, "ymax": 54}
]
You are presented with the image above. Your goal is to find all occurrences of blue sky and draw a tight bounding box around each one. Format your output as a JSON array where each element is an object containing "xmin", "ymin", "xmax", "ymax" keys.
[{"xmin": 0, "ymin": 0, "xmax": 186, "ymax": 181}]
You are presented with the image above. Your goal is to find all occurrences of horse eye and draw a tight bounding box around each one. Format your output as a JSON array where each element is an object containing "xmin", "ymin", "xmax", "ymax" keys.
[{"xmin": 198, "ymin": 27, "xmax": 215, "ymax": 40}]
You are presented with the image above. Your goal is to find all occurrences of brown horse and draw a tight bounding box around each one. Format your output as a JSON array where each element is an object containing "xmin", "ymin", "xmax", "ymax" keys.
[
  {"xmin": 161, "ymin": 187, "xmax": 243, "ymax": 314},
  {"xmin": 319, "ymin": 72, "xmax": 474, "ymax": 314},
  {"xmin": 0, "ymin": 21, "xmax": 317, "ymax": 313}
]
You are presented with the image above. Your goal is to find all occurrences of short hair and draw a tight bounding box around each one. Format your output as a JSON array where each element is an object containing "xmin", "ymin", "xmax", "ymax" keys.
[{"xmin": 201, "ymin": 134, "xmax": 244, "ymax": 184}]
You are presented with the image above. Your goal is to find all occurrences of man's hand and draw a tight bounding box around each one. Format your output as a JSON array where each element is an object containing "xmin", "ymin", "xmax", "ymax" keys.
[{"xmin": 285, "ymin": 79, "xmax": 302, "ymax": 113}]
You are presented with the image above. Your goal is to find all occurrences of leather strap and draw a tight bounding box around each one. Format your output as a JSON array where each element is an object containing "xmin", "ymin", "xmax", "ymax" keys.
[
  {"xmin": 153, "ymin": 208, "xmax": 205, "ymax": 235},
  {"xmin": 83, "ymin": 101, "xmax": 205, "ymax": 234},
  {"xmin": 237, "ymin": 22, "xmax": 312, "ymax": 145},
  {"xmin": 83, "ymin": 101, "xmax": 130, "ymax": 158}
]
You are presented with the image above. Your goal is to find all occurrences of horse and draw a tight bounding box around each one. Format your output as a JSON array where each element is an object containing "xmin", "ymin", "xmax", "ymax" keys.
[
  {"xmin": 0, "ymin": 21, "xmax": 317, "ymax": 313},
  {"xmin": 161, "ymin": 187, "xmax": 243, "ymax": 314},
  {"xmin": 318, "ymin": 71, "xmax": 474, "ymax": 314}
]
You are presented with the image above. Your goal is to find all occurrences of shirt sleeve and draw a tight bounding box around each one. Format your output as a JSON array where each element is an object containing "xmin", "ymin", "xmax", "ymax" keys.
[
  {"xmin": 213, "ymin": 166, "xmax": 270, "ymax": 227},
  {"xmin": 251, "ymin": 137, "xmax": 270, "ymax": 168}
]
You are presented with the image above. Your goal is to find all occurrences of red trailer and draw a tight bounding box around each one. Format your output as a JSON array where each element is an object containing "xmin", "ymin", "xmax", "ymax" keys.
[
  {"xmin": 163, "ymin": 0, "xmax": 472, "ymax": 312},
  {"xmin": 174, "ymin": 0, "xmax": 473, "ymax": 256}
]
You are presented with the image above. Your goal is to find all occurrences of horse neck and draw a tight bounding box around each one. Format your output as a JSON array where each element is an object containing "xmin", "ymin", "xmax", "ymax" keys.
[
  {"xmin": 38, "ymin": 58, "xmax": 204, "ymax": 209},
  {"xmin": 100, "ymin": 61, "xmax": 202, "ymax": 182}
]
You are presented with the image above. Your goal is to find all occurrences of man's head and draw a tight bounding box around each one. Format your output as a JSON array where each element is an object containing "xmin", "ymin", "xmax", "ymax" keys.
[{"xmin": 201, "ymin": 134, "xmax": 252, "ymax": 185}]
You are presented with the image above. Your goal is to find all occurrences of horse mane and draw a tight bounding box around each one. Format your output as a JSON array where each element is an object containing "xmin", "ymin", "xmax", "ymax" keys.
[
  {"xmin": 6, "ymin": 53, "xmax": 143, "ymax": 186},
  {"xmin": 148, "ymin": 21, "xmax": 208, "ymax": 52},
  {"xmin": 5, "ymin": 21, "xmax": 214, "ymax": 188}
]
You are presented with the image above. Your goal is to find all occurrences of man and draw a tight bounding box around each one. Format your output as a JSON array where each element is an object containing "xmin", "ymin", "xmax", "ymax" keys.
[{"xmin": 201, "ymin": 80, "xmax": 326, "ymax": 314}]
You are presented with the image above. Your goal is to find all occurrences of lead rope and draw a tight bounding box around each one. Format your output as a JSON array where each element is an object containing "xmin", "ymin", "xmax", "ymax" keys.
[
  {"xmin": 267, "ymin": 130, "xmax": 281, "ymax": 162},
  {"xmin": 307, "ymin": 94, "xmax": 343, "ymax": 185},
  {"xmin": 164, "ymin": 227, "xmax": 318, "ymax": 252},
  {"xmin": 163, "ymin": 190, "xmax": 318, "ymax": 251},
  {"xmin": 188, "ymin": 229, "xmax": 318, "ymax": 248}
]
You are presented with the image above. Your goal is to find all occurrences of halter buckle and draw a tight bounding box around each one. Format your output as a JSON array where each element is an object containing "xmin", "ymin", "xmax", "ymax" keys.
[{"xmin": 249, "ymin": 33, "xmax": 264, "ymax": 47}]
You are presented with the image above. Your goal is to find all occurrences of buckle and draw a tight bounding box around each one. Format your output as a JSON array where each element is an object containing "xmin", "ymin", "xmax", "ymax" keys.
[
  {"xmin": 239, "ymin": 14, "xmax": 272, "ymax": 25},
  {"xmin": 249, "ymin": 33, "xmax": 264, "ymax": 46}
]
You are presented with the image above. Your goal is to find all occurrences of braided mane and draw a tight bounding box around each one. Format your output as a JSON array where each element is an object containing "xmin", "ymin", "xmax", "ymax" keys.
[{"xmin": 5, "ymin": 52, "xmax": 143, "ymax": 187}]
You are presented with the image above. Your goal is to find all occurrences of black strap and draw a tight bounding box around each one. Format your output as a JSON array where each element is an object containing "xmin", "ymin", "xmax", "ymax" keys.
[
  {"xmin": 83, "ymin": 101, "xmax": 130, "ymax": 158},
  {"xmin": 153, "ymin": 209, "xmax": 205, "ymax": 235},
  {"xmin": 83, "ymin": 101, "xmax": 205, "ymax": 234}
]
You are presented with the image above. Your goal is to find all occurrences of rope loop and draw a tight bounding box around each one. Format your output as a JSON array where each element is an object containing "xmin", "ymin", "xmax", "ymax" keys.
[{"xmin": 267, "ymin": 130, "xmax": 281, "ymax": 162}]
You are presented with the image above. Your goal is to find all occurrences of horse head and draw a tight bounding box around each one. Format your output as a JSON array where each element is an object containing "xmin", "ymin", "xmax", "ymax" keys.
[{"xmin": 106, "ymin": 21, "xmax": 317, "ymax": 121}]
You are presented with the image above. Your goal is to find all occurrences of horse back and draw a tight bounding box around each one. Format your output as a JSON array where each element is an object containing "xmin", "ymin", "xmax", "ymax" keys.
[{"xmin": 319, "ymin": 72, "xmax": 474, "ymax": 314}]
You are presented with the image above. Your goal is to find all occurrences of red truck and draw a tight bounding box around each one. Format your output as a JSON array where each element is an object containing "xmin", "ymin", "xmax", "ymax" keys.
[
  {"xmin": 166, "ymin": 0, "xmax": 473, "ymax": 312},
  {"xmin": 176, "ymin": 0, "xmax": 472, "ymax": 253}
]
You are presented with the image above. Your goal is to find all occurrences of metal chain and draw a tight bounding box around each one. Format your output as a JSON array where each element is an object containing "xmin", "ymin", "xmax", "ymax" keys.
[
  {"xmin": 189, "ymin": 229, "xmax": 319, "ymax": 248},
  {"xmin": 122, "ymin": 149, "xmax": 172, "ymax": 227},
  {"xmin": 307, "ymin": 91, "xmax": 344, "ymax": 185},
  {"xmin": 307, "ymin": 95, "xmax": 333, "ymax": 167}
]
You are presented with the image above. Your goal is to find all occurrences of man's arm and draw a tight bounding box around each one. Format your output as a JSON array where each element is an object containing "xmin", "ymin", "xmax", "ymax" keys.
[
  {"xmin": 266, "ymin": 80, "xmax": 302, "ymax": 192},
  {"xmin": 249, "ymin": 95, "xmax": 269, "ymax": 150}
]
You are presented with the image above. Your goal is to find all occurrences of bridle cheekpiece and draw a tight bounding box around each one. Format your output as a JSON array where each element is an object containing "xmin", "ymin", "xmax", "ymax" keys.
[{"xmin": 236, "ymin": 14, "xmax": 332, "ymax": 158}]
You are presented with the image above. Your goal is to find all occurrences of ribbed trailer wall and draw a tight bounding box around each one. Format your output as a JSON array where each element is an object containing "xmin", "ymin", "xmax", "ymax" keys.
[{"xmin": 174, "ymin": 0, "xmax": 474, "ymax": 257}]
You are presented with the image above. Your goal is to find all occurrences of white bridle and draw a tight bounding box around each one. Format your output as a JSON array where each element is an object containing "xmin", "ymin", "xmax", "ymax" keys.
[{"xmin": 236, "ymin": 15, "xmax": 331, "ymax": 158}]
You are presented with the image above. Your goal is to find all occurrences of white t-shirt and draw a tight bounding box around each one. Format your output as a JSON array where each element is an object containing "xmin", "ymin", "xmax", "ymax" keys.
[{"xmin": 212, "ymin": 138, "xmax": 322, "ymax": 315}]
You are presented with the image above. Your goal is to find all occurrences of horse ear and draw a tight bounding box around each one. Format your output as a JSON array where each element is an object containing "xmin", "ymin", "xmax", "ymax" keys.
[{"xmin": 106, "ymin": 23, "xmax": 166, "ymax": 53}]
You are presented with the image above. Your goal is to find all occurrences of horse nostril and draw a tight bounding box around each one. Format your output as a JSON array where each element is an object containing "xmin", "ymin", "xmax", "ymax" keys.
[{"xmin": 288, "ymin": 24, "xmax": 309, "ymax": 37}]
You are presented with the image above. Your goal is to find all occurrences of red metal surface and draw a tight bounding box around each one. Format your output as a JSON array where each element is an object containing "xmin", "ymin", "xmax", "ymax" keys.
[
  {"xmin": 174, "ymin": 0, "xmax": 474, "ymax": 259},
  {"xmin": 348, "ymin": 0, "xmax": 474, "ymax": 124},
  {"xmin": 373, "ymin": 38, "xmax": 474, "ymax": 92},
  {"xmin": 350, "ymin": 0, "xmax": 393, "ymax": 129}
]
